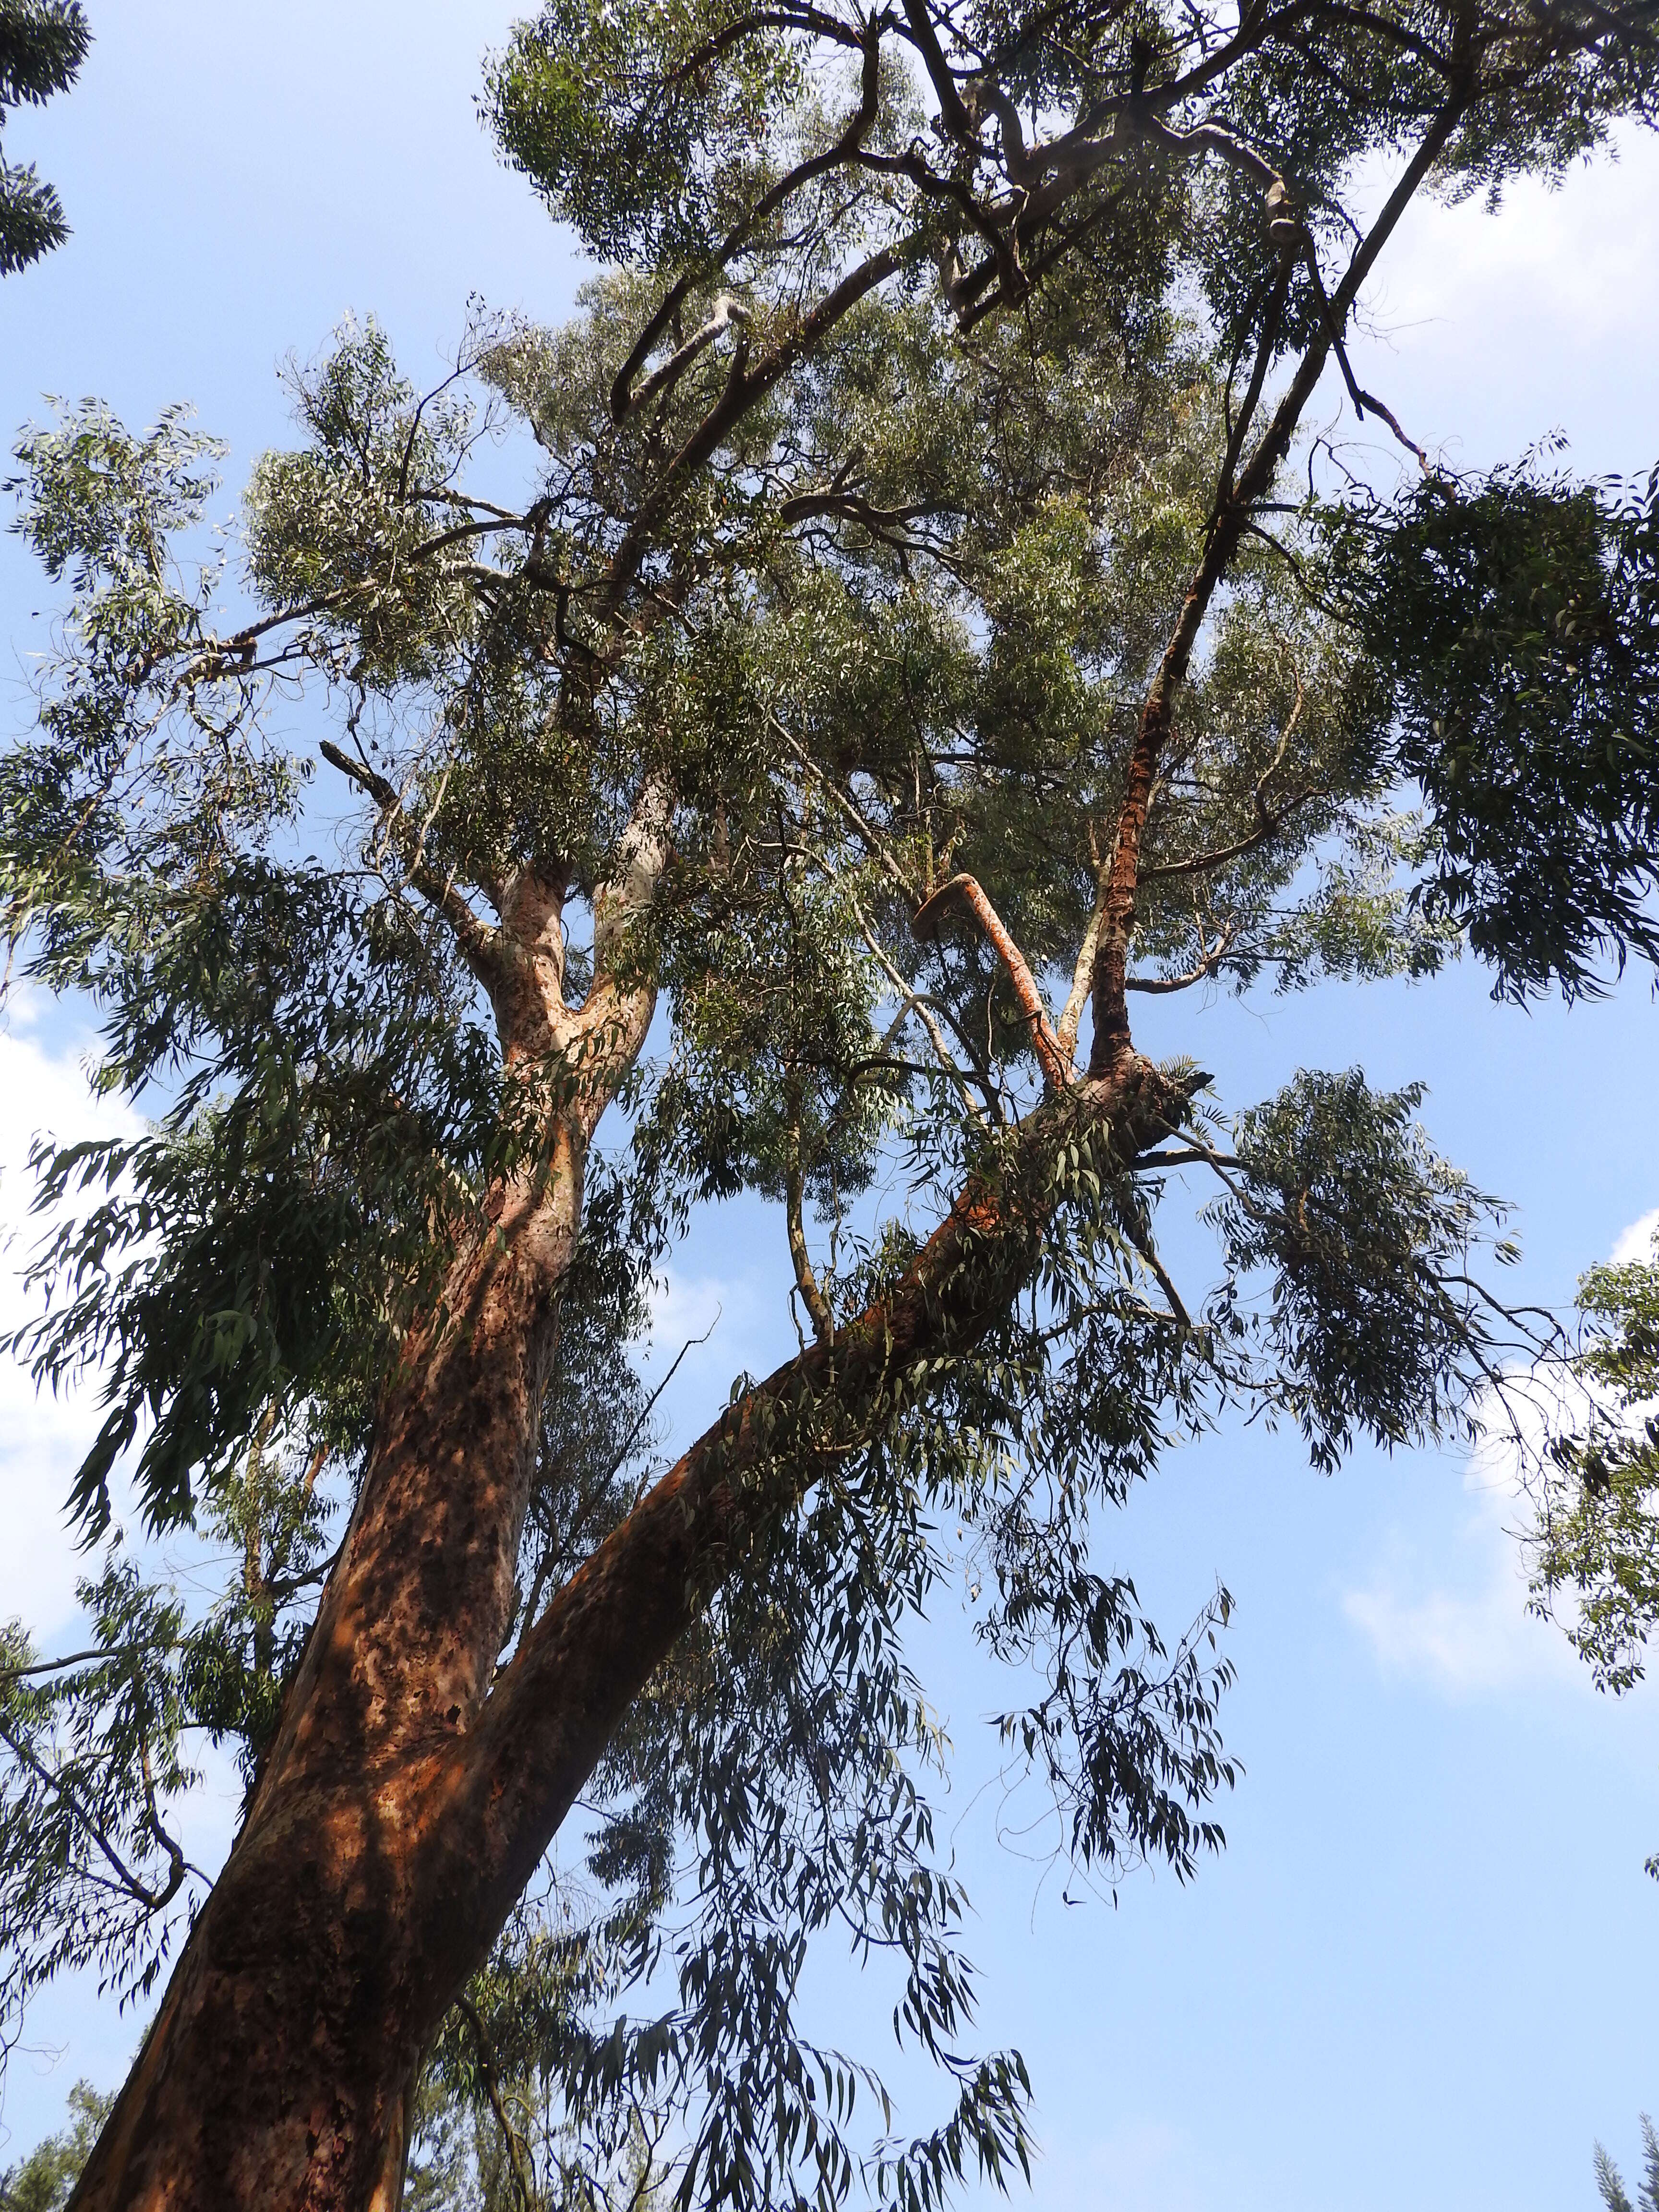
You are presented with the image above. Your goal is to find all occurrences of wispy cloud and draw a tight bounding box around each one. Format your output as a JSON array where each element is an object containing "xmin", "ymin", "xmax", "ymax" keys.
[
  {"xmin": 1341, "ymin": 1457, "xmax": 1577, "ymax": 1696},
  {"xmin": 0, "ymin": 998, "xmax": 141, "ymax": 1640},
  {"xmin": 1343, "ymin": 1205, "xmax": 1658, "ymax": 1698}
]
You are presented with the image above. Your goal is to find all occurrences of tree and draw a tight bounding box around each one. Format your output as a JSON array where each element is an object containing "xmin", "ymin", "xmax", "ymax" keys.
[
  {"xmin": 0, "ymin": 3, "xmax": 1656, "ymax": 2208},
  {"xmin": 0, "ymin": 0, "xmax": 90, "ymax": 275},
  {"xmin": 1, "ymin": 2082, "xmax": 114, "ymax": 2212},
  {"xmin": 1533, "ymin": 1220, "xmax": 1659, "ymax": 1697},
  {"xmin": 1529, "ymin": 1217, "xmax": 1659, "ymax": 1870},
  {"xmin": 1596, "ymin": 2114, "xmax": 1659, "ymax": 2212}
]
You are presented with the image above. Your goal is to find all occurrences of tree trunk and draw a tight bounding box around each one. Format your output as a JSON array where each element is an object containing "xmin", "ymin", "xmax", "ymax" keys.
[
  {"xmin": 67, "ymin": 1121, "xmax": 589, "ymax": 2212},
  {"xmin": 68, "ymin": 1058, "xmax": 1187, "ymax": 2212}
]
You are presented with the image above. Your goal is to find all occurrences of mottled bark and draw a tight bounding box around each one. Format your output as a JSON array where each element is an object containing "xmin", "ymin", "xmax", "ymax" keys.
[
  {"xmin": 69, "ymin": 800, "xmax": 669, "ymax": 2212},
  {"xmin": 64, "ymin": 1161, "xmax": 582, "ymax": 2212}
]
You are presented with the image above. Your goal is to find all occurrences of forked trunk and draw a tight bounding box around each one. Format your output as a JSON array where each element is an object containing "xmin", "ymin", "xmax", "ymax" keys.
[{"xmin": 68, "ymin": 1060, "xmax": 1184, "ymax": 2212}]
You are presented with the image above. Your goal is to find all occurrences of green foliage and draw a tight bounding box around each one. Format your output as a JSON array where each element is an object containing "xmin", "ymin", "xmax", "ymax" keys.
[
  {"xmin": 246, "ymin": 316, "xmax": 488, "ymax": 685},
  {"xmin": 7, "ymin": 884, "xmax": 503, "ymax": 1541},
  {"xmin": 2, "ymin": 400, "xmax": 508, "ymax": 1540},
  {"xmin": 485, "ymin": 0, "xmax": 807, "ymax": 267},
  {"xmin": 1596, "ymin": 2115, "xmax": 1659, "ymax": 2212},
  {"xmin": 1532, "ymin": 1220, "xmax": 1659, "ymax": 1704},
  {"xmin": 0, "ymin": 1559, "xmax": 199, "ymax": 2038},
  {"xmin": 1332, "ymin": 457, "xmax": 1659, "ymax": 998},
  {"xmin": 1212, "ymin": 1071, "xmax": 1505, "ymax": 1470},
  {"xmin": 0, "ymin": 2078, "xmax": 114, "ymax": 2211},
  {"xmin": 3, "ymin": 0, "xmax": 1656, "ymax": 2200},
  {"xmin": 0, "ymin": 0, "xmax": 88, "ymax": 275}
]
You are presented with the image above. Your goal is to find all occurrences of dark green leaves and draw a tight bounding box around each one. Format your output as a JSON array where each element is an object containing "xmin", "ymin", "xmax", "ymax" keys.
[
  {"xmin": 1335, "ymin": 459, "xmax": 1659, "ymax": 998},
  {"xmin": 0, "ymin": 0, "xmax": 89, "ymax": 275},
  {"xmin": 1214, "ymin": 1070, "xmax": 1505, "ymax": 1468},
  {"xmin": 0, "ymin": 1558, "xmax": 199, "ymax": 2043},
  {"xmin": 8, "ymin": 866, "xmax": 503, "ymax": 1540}
]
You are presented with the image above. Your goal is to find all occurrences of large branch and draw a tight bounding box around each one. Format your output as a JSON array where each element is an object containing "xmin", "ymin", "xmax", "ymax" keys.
[
  {"xmin": 319, "ymin": 739, "xmax": 506, "ymax": 1000},
  {"xmin": 454, "ymin": 1054, "xmax": 1204, "ymax": 1912},
  {"xmin": 1085, "ymin": 90, "xmax": 1471, "ymax": 1076},
  {"xmin": 609, "ymin": 21, "xmax": 883, "ymax": 425},
  {"xmin": 252, "ymin": 782, "xmax": 674, "ymax": 1787},
  {"xmin": 911, "ymin": 872, "xmax": 1070, "ymax": 1092}
]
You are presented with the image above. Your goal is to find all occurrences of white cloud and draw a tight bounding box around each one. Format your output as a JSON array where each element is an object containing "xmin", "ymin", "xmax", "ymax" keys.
[
  {"xmin": 1341, "ymin": 123, "xmax": 1659, "ymax": 473},
  {"xmin": 1612, "ymin": 1207, "xmax": 1659, "ymax": 1267},
  {"xmin": 1342, "ymin": 1452, "xmax": 1580, "ymax": 1697},
  {"xmin": 0, "ymin": 998, "xmax": 141, "ymax": 1642},
  {"xmin": 1378, "ymin": 135, "xmax": 1659, "ymax": 350}
]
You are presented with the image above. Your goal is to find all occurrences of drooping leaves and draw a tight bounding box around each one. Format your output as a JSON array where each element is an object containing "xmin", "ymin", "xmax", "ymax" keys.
[
  {"xmin": 0, "ymin": 0, "xmax": 90, "ymax": 275},
  {"xmin": 1212, "ymin": 1070, "xmax": 1508, "ymax": 1468},
  {"xmin": 1334, "ymin": 458, "xmax": 1659, "ymax": 998}
]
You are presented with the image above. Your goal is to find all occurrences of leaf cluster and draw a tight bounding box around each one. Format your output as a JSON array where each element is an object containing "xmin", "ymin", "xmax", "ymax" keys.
[
  {"xmin": 1531, "ymin": 1220, "xmax": 1659, "ymax": 1701},
  {"xmin": 1331, "ymin": 458, "xmax": 1659, "ymax": 998},
  {"xmin": 0, "ymin": 0, "xmax": 88, "ymax": 275}
]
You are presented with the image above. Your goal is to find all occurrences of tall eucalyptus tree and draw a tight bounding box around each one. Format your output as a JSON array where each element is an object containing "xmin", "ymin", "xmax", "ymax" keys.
[{"xmin": 1, "ymin": 1, "xmax": 1656, "ymax": 2206}]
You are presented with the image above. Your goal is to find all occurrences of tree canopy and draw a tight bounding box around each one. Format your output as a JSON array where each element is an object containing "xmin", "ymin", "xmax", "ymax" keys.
[{"xmin": 0, "ymin": 1, "xmax": 1656, "ymax": 2207}]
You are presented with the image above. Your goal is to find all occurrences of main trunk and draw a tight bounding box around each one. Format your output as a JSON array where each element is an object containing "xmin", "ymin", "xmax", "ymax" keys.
[{"xmin": 66, "ymin": 1136, "xmax": 587, "ymax": 2212}]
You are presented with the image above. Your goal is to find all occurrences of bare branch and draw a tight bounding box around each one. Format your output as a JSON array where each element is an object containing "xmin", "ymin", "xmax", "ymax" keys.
[
  {"xmin": 455, "ymin": 1994, "xmax": 536, "ymax": 2212},
  {"xmin": 318, "ymin": 739, "xmax": 505, "ymax": 996},
  {"xmin": 912, "ymin": 873, "xmax": 1070, "ymax": 1092}
]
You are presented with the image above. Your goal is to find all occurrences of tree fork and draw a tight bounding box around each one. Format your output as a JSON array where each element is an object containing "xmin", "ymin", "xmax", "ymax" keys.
[{"xmin": 66, "ymin": 1056, "xmax": 1196, "ymax": 2212}]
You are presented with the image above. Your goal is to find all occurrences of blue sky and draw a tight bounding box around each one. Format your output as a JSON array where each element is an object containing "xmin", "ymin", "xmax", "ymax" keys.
[{"xmin": 1, "ymin": 7, "xmax": 1658, "ymax": 2205}]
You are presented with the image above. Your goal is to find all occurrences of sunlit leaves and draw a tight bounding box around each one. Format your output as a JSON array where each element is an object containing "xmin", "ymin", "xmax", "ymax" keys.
[
  {"xmin": 1531, "ymin": 1223, "xmax": 1659, "ymax": 1699},
  {"xmin": 245, "ymin": 316, "xmax": 486, "ymax": 685},
  {"xmin": 1, "ymin": 401, "xmax": 300, "ymax": 982},
  {"xmin": 485, "ymin": 0, "xmax": 806, "ymax": 266}
]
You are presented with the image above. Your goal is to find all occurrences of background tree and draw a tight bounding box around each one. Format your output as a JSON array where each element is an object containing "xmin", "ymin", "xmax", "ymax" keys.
[
  {"xmin": 0, "ymin": 0, "xmax": 89, "ymax": 275},
  {"xmin": 1529, "ymin": 1218, "xmax": 1659, "ymax": 1869},
  {"xmin": 1596, "ymin": 2114, "xmax": 1659, "ymax": 2212},
  {"xmin": 0, "ymin": 2, "xmax": 1655, "ymax": 2208},
  {"xmin": 0, "ymin": 2082, "xmax": 113, "ymax": 2212}
]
